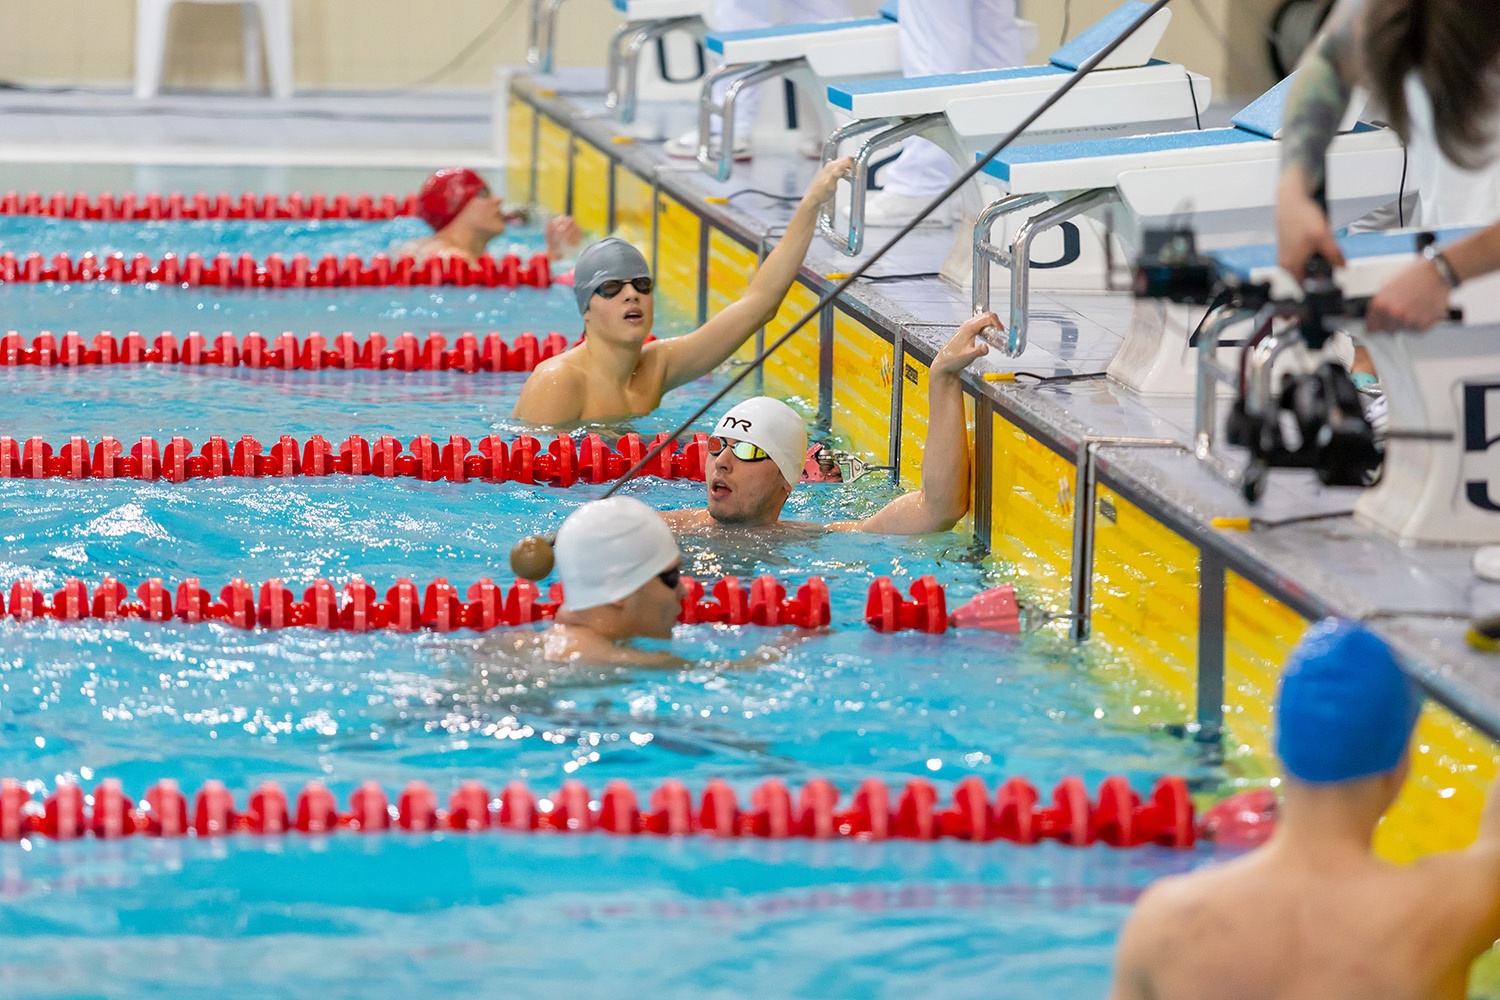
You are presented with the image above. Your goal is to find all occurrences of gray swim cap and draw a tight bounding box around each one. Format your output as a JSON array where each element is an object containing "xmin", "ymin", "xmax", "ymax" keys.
[{"xmin": 573, "ymin": 238, "xmax": 651, "ymax": 315}]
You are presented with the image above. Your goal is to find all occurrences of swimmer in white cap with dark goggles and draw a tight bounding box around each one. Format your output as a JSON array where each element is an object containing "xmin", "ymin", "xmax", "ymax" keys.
[
  {"xmin": 540, "ymin": 496, "xmax": 688, "ymax": 666},
  {"xmin": 661, "ymin": 312, "xmax": 998, "ymax": 535},
  {"xmin": 513, "ymin": 157, "xmax": 854, "ymax": 425}
]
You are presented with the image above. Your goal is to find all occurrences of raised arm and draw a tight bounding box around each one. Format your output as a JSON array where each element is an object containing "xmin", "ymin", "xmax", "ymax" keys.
[
  {"xmin": 834, "ymin": 314, "xmax": 992, "ymax": 535},
  {"xmin": 655, "ymin": 158, "xmax": 853, "ymax": 392},
  {"xmin": 1276, "ymin": 0, "xmax": 1365, "ymax": 278},
  {"xmin": 1366, "ymin": 220, "xmax": 1500, "ymax": 331}
]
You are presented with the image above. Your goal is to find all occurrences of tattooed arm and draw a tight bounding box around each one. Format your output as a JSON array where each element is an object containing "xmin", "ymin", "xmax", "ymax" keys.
[{"xmin": 1276, "ymin": 0, "xmax": 1366, "ymax": 277}]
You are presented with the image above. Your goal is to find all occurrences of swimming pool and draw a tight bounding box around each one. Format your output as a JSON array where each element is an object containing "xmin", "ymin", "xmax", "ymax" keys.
[{"xmin": 0, "ymin": 212, "xmax": 1234, "ymax": 998}]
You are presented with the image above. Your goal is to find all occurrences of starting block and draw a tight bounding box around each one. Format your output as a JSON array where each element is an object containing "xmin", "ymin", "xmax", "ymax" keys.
[
  {"xmin": 818, "ymin": 1, "xmax": 1209, "ymax": 258},
  {"xmin": 972, "ymin": 73, "xmax": 1405, "ymax": 392}
]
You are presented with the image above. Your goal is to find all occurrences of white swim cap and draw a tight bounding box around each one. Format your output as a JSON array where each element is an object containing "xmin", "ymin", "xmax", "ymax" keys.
[
  {"xmin": 554, "ymin": 497, "xmax": 680, "ymax": 612},
  {"xmin": 711, "ymin": 397, "xmax": 807, "ymax": 487}
]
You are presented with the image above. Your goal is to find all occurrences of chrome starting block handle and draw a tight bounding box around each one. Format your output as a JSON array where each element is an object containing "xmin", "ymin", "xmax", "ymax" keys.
[
  {"xmin": 696, "ymin": 59, "xmax": 804, "ymax": 183},
  {"xmin": 817, "ymin": 113, "xmax": 944, "ymax": 257},
  {"xmin": 527, "ymin": 0, "xmax": 570, "ymax": 74}
]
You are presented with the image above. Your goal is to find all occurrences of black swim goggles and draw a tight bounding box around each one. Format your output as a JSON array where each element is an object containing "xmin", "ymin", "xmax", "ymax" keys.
[
  {"xmin": 706, "ymin": 437, "xmax": 772, "ymax": 463},
  {"xmin": 657, "ymin": 566, "xmax": 682, "ymax": 590},
  {"xmin": 594, "ymin": 276, "xmax": 654, "ymax": 299}
]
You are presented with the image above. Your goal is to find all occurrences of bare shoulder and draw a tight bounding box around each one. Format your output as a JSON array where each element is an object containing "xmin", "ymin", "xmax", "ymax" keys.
[
  {"xmin": 514, "ymin": 354, "xmax": 587, "ymax": 422},
  {"xmin": 659, "ymin": 507, "xmax": 711, "ymax": 531}
]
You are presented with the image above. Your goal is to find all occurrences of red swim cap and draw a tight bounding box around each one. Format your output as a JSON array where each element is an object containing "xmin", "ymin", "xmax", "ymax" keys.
[{"xmin": 417, "ymin": 167, "xmax": 488, "ymax": 232}]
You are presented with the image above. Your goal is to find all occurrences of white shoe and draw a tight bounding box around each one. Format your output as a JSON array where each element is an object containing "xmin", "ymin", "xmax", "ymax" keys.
[
  {"xmin": 863, "ymin": 189, "xmax": 947, "ymax": 228},
  {"xmin": 663, "ymin": 129, "xmax": 752, "ymax": 162}
]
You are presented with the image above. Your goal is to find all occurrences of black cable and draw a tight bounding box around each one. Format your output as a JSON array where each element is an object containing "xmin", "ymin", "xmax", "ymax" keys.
[
  {"xmin": 406, "ymin": 0, "xmax": 527, "ymax": 87},
  {"xmin": 1397, "ymin": 139, "xmax": 1408, "ymax": 228},
  {"xmin": 1010, "ymin": 371, "xmax": 1108, "ymax": 384},
  {"xmin": 725, "ymin": 189, "xmax": 802, "ymax": 204},
  {"xmin": 1250, "ymin": 509, "xmax": 1356, "ymax": 528},
  {"xmin": 1184, "ymin": 71, "xmax": 1203, "ymax": 130},
  {"xmin": 595, "ymin": 0, "xmax": 1178, "ymax": 501},
  {"xmin": 858, "ymin": 271, "xmax": 941, "ymax": 283}
]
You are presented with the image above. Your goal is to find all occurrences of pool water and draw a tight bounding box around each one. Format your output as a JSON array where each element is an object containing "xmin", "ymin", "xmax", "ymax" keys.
[{"xmin": 0, "ymin": 218, "xmax": 1233, "ymax": 999}]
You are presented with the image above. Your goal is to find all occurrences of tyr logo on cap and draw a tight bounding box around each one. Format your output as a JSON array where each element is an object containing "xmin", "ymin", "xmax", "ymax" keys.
[{"xmin": 721, "ymin": 416, "xmax": 753, "ymax": 432}]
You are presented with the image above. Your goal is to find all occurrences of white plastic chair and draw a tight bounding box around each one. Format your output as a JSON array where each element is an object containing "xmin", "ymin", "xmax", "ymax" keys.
[{"xmin": 134, "ymin": 0, "xmax": 294, "ymax": 99}]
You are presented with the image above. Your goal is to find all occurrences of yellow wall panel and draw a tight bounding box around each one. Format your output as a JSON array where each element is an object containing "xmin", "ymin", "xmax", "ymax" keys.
[
  {"xmin": 764, "ymin": 281, "xmax": 822, "ymax": 404},
  {"xmin": 1222, "ymin": 572, "xmax": 1305, "ymax": 771},
  {"xmin": 831, "ymin": 312, "xmax": 893, "ymax": 461},
  {"xmin": 655, "ymin": 192, "xmax": 702, "ymax": 324},
  {"xmin": 614, "ymin": 167, "xmax": 653, "ymax": 257},
  {"xmin": 1091, "ymin": 490, "xmax": 1198, "ymax": 716},
  {"xmin": 536, "ymin": 117, "xmax": 572, "ymax": 218},
  {"xmin": 898, "ymin": 357, "xmax": 930, "ymax": 489},
  {"xmin": 506, "ymin": 98, "xmax": 535, "ymax": 206},
  {"xmin": 569, "ymin": 140, "xmax": 611, "ymax": 240},
  {"xmin": 706, "ymin": 230, "xmax": 759, "ymax": 364},
  {"xmin": 1377, "ymin": 702, "xmax": 1500, "ymax": 862},
  {"xmin": 989, "ymin": 413, "xmax": 1075, "ymax": 608}
]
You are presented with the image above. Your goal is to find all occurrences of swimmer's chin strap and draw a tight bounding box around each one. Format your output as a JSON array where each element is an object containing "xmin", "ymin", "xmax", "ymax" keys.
[{"xmin": 510, "ymin": 0, "xmax": 1176, "ymax": 581}]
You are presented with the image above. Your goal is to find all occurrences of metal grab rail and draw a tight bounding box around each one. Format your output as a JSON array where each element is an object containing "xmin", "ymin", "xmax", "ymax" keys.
[
  {"xmin": 993, "ymin": 188, "xmax": 1119, "ymax": 357},
  {"xmin": 606, "ymin": 16, "xmax": 703, "ymax": 123},
  {"xmin": 816, "ymin": 113, "xmax": 945, "ymax": 256},
  {"xmin": 695, "ymin": 58, "xmax": 802, "ymax": 181},
  {"xmin": 526, "ymin": 0, "xmax": 571, "ymax": 74},
  {"xmin": 971, "ymin": 193, "xmax": 1050, "ymax": 351},
  {"xmin": 1068, "ymin": 436, "xmax": 1188, "ymax": 643}
]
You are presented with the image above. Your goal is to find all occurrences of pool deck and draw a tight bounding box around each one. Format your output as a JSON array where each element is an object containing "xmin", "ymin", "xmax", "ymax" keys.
[{"xmin": 512, "ymin": 69, "xmax": 1500, "ymax": 744}]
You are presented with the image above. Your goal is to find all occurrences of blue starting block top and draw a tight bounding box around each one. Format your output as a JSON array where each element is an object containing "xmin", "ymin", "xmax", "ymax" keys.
[
  {"xmin": 879, "ymin": 0, "xmax": 898, "ymax": 20},
  {"xmin": 706, "ymin": 18, "xmax": 891, "ymax": 55},
  {"xmin": 978, "ymin": 127, "xmax": 1265, "ymax": 183},
  {"xmin": 1212, "ymin": 227, "xmax": 1480, "ymax": 280},
  {"xmin": 828, "ymin": 2, "xmax": 1158, "ymax": 113},
  {"xmin": 828, "ymin": 65, "xmax": 1067, "ymax": 112},
  {"xmin": 1049, "ymin": 1, "xmax": 1156, "ymax": 70}
]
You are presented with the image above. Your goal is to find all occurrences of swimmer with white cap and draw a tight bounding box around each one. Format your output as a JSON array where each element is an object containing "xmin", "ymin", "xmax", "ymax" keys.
[
  {"xmin": 512, "ymin": 157, "xmax": 854, "ymax": 424},
  {"xmin": 403, "ymin": 167, "xmax": 583, "ymax": 265},
  {"xmin": 536, "ymin": 496, "xmax": 689, "ymax": 666},
  {"xmin": 661, "ymin": 313, "xmax": 997, "ymax": 535},
  {"xmin": 1112, "ymin": 619, "xmax": 1500, "ymax": 1000}
]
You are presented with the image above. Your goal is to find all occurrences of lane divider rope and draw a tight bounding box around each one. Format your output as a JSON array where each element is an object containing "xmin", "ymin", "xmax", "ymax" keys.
[
  {"xmin": 0, "ymin": 431, "xmax": 709, "ymax": 485},
  {"xmin": 0, "ymin": 774, "xmax": 1197, "ymax": 848},
  {"xmin": 0, "ymin": 330, "xmax": 584, "ymax": 372},
  {"xmin": 1, "ymin": 189, "xmax": 419, "ymax": 221},
  {"xmin": 0, "ymin": 574, "xmax": 831, "ymax": 631},
  {"xmin": 0, "ymin": 251, "xmax": 551, "ymax": 289},
  {"xmin": 0, "ymin": 573, "xmax": 1023, "ymax": 635}
]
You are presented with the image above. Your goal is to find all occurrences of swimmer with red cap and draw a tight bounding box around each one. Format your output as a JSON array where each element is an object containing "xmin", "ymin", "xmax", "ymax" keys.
[
  {"xmin": 1111, "ymin": 619, "xmax": 1500, "ymax": 1000},
  {"xmin": 406, "ymin": 167, "xmax": 583, "ymax": 265},
  {"xmin": 512, "ymin": 157, "xmax": 853, "ymax": 424}
]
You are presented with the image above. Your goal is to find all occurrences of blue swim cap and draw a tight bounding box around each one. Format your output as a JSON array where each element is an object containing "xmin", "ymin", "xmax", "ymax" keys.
[{"xmin": 1275, "ymin": 618, "xmax": 1423, "ymax": 784}]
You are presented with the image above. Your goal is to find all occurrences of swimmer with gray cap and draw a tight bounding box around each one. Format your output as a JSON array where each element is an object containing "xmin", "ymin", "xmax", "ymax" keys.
[
  {"xmin": 659, "ymin": 312, "xmax": 998, "ymax": 537},
  {"xmin": 1112, "ymin": 618, "xmax": 1500, "ymax": 1000},
  {"xmin": 513, "ymin": 157, "xmax": 854, "ymax": 424}
]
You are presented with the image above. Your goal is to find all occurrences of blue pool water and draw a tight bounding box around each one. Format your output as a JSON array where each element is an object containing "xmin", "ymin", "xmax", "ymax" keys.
[{"xmin": 0, "ymin": 219, "xmax": 1232, "ymax": 998}]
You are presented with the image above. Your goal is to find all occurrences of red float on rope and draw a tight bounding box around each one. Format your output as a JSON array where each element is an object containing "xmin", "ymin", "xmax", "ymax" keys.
[
  {"xmin": 0, "ymin": 250, "xmax": 551, "ymax": 289},
  {"xmin": 0, "ymin": 775, "xmax": 1198, "ymax": 847},
  {"xmin": 0, "ymin": 573, "xmax": 830, "ymax": 634},
  {"xmin": 0, "ymin": 431, "xmax": 708, "ymax": 485}
]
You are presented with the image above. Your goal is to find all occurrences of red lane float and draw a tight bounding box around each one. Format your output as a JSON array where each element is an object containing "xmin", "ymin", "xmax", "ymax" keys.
[
  {"xmin": 0, "ymin": 251, "xmax": 551, "ymax": 289},
  {"xmin": 0, "ymin": 189, "xmax": 419, "ymax": 221},
  {"xmin": 0, "ymin": 573, "xmax": 829, "ymax": 633},
  {"xmin": 865, "ymin": 576, "xmax": 1024, "ymax": 634},
  {"xmin": 0, "ymin": 431, "xmax": 709, "ymax": 486},
  {"xmin": 0, "ymin": 774, "xmax": 1196, "ymax": 847},
  {"xmin": 0, "ymin": 330, "xmax": 577, "ymax": 373}
]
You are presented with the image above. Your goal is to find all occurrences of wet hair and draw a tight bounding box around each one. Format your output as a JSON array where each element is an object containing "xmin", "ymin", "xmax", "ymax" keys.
[{"xmin": 1363, "ymin": 0, "xmax": 1500, "ymax": 169}]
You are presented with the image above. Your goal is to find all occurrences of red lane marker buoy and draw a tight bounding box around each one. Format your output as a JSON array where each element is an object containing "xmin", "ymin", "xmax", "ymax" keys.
[{"xmin": 0, "ymin": 775, "xmax": 1197, "ymax": 847}]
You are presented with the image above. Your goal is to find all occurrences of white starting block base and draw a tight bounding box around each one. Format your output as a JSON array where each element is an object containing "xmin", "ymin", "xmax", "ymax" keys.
[
  {"xmin": 1358, "ymin": 315, "xmax": 1500, "ymax": 545},
  {"xmin": 1108, "ymin": 300, "xmax": 1214, "ymax": 395}
]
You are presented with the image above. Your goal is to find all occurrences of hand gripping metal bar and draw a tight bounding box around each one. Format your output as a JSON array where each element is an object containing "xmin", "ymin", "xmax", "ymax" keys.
[
  {"xmin": 598, "ymin": 0, "xmax": 1178, "ymax": 501},
  {"xmin": 816, "ymin": 112, "xmax": 946, "ymax": 256}
]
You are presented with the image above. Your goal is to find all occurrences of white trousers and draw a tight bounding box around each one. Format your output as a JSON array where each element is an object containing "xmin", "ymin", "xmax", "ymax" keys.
[
  {"xmin": 883, "ymin": 0, "xmax": 1024, "ymax": 197},
  {"xmin": 709, "ymin": 0, "xmax": 856, "ymax": 132}
]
